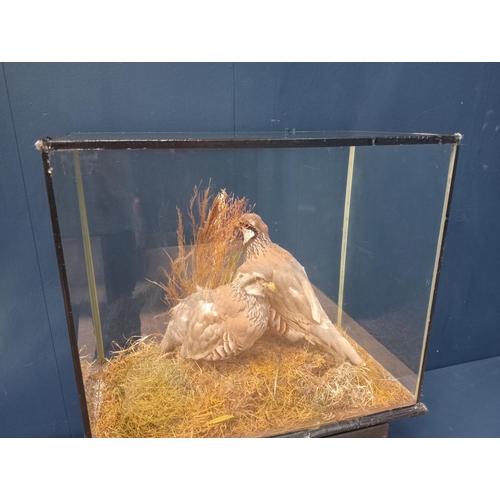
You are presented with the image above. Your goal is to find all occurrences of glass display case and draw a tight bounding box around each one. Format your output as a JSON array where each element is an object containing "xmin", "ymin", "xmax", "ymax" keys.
[{"xmin": 37, "ymin": 131, "xmax": 460, "ymax": 438}]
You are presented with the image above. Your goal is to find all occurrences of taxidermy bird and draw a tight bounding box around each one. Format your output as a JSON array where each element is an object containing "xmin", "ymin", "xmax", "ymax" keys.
[
  {"xmin": 238, "ymin": 213, "xmax": 364, "ymax": 366},
  {"xmin": 160, "ymin": 262, "xmax": 276, "ymax": 361}
]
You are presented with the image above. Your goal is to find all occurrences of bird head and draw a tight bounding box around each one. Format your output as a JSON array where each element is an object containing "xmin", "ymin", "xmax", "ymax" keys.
[
  {"xmin": 238, "ymin": 213, "xmax": 270, "ymax": 245},
  {"xmin": 234, "ymin": 262, "xmax": 276, "ymax": 297}
]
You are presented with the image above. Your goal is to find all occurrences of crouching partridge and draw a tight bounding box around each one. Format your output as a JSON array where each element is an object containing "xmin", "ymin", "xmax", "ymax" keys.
[
  {"xmin": 239, "ymin": 213, "xmax": 364, "ymax": 365},
  {"xmin": 160, "ymin": 262, "xmax": 276, "ymax": 361}
]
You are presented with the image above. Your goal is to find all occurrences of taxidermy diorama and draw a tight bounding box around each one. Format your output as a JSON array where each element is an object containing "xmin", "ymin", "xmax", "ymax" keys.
[{"xmin": 37, "ymin": 132, "xmax": 461, "ymax": 437}]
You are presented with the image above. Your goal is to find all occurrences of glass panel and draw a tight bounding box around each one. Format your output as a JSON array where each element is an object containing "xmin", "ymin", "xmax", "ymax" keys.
[
  {"xmin": 342, "ymin": 144, "xmax": 453, "ymax": 395},
  {"xmin": 46, "ymin": 139, "xmax": 455, "ymax": 437},
  {"xmin": 50, "ymin": 147, "xmax": 349, "ymax": 359}
]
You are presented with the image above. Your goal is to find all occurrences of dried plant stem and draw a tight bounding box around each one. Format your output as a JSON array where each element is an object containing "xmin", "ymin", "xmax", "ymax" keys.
[
  {"xmin": 161, "ymin": 183, "xmax": 252, "ymax": 308},
  {"xmin": 273, "ymin": 354, "xmax": 281, "ymax": 399}
]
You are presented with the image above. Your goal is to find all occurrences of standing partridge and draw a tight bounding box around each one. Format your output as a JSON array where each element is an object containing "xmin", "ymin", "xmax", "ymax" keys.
[
  {"xmin": 238, "ymin": 213, "xmax": 364, "ymax": 365},
  {"xmin": 160, "ymin": 262, "xmax": 276, "ymax": 361}
]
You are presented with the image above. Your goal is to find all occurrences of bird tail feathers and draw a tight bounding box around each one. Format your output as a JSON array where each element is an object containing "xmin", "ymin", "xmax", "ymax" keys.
[
  {"xmin": 159, "ymin": 325, "xmax": 179, "ymax": 355},
  {"xmin": 309, "ymin": 322, "xmax": 365, "ymax": 366}
]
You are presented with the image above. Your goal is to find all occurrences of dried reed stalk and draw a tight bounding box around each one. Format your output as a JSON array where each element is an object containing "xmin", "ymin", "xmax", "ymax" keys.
[{"xmin": 157, "ymin": 184, "xmax": 251, "ymax": 308}]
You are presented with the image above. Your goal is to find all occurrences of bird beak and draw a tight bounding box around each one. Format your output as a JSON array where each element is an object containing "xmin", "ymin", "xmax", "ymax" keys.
[
  {"xmin": 266, "ymin": 282, "xmax": 276, "ymax": 291},
  {"xmin": 242, "ymin": 227, "xmax": 256, "ymax": 245}
]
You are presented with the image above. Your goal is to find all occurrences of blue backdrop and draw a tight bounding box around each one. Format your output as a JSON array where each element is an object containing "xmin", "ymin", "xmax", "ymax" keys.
[{"xmin": 1, "ymin": 63, "xmax": 499, "ymax": 437}]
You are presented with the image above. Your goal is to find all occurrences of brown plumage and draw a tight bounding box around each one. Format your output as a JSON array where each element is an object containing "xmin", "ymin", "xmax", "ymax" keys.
[
  {"xmin": 239, "ymin": 213, "xmax": 364, "ymax": 365},
  {"xmin": 160, "ymin": 262, "xmax": 276, "ymax": 361}
]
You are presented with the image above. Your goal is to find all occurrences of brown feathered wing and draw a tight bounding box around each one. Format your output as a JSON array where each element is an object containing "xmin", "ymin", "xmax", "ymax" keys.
[{"xmin": 160, "ymin": 285, "xmax": 268, "ymax": 361}]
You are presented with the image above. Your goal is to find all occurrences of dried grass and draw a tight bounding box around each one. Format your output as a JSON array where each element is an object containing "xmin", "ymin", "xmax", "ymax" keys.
[
  {"xmin": 152, "ymin": 184, "xmax": 251, "ymax": 308},
  {"xmin": 84, "ymin": 332, "xmax": 414, "ymax": 438}
]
